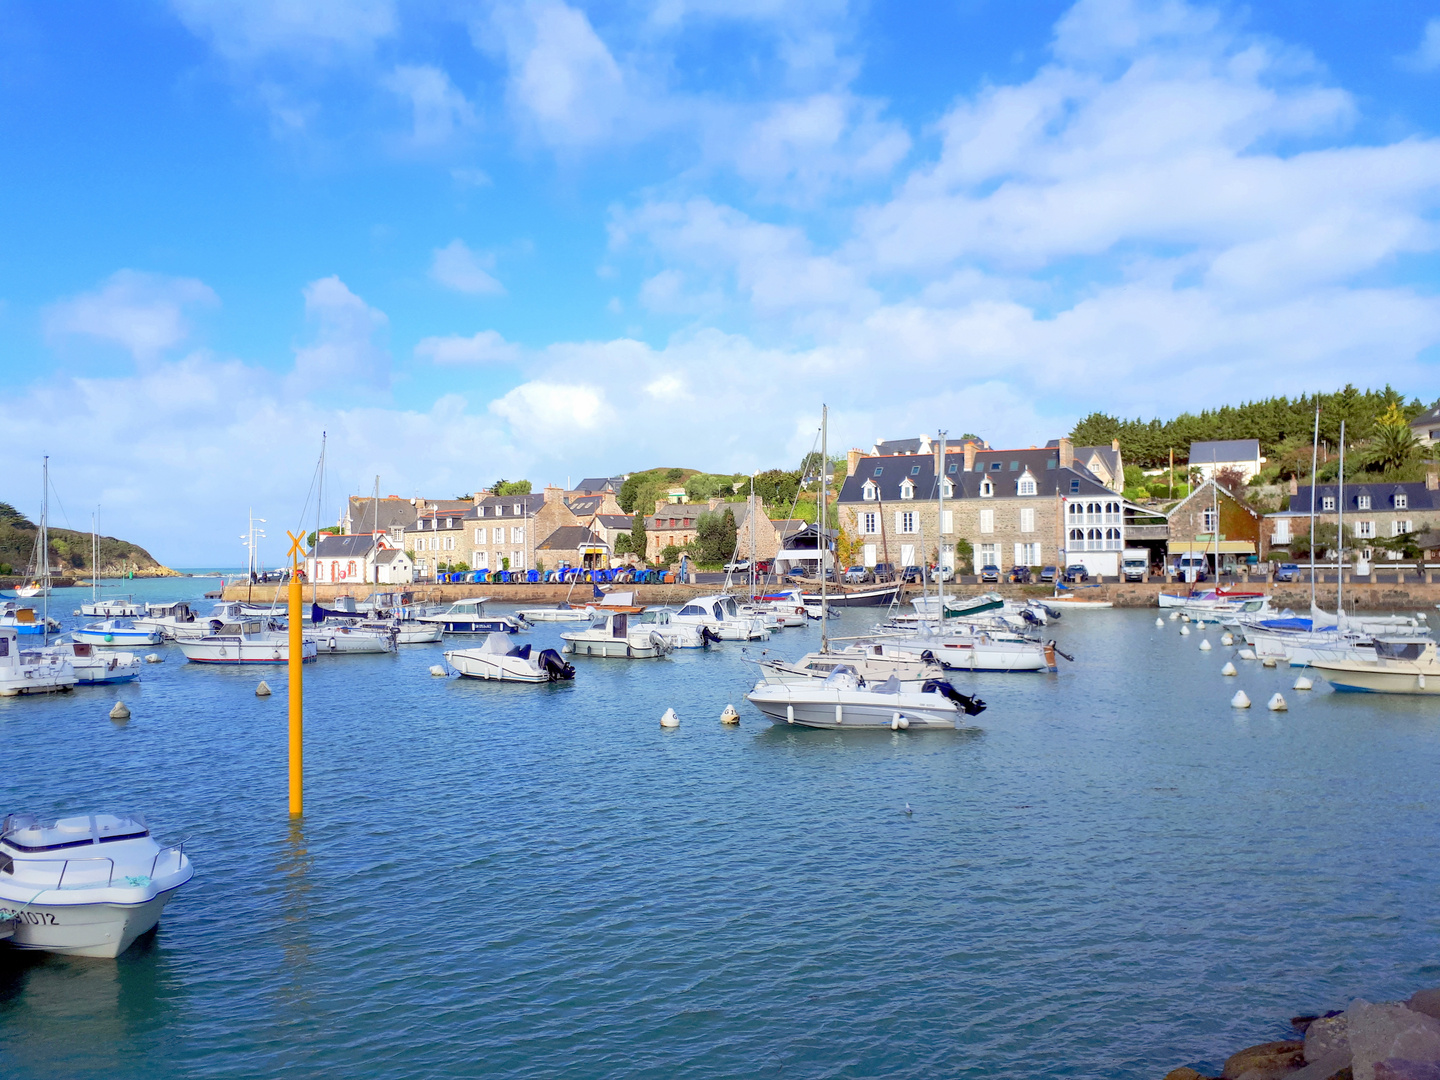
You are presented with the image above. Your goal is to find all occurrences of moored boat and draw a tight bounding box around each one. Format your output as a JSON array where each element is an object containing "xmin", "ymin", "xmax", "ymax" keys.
[
  {"xmin": 417, "ymin": 598, "xmax": 528, "ymax": 635},
  {"xmin": 746, "ymin": 666, "xmax": 985, "ymax": 730},
  {"xmin": 1312, "ymin": 639, "xmax": 1440, "ymax": 694},
  {"xmin": 446, "ymin": 633, "xmax": 575, "ymax": 682},
  {"xmin": 38, "ymin": 639, "xmax": 141, "ymax": 685},
  {"xmin": 72, "ymin": 619, "xmax": 164, "ymax": 647},
  {"xmin": 561, "ymin": 610, "xmax": 674, "ymax": 658},
  {"xmin": 0, "ymin": 627, "xmax": 76, "ymax": 696},
  {"xmin": 175, "ymin": 620, "xmax": 317, "ymax": 664},
  {"xmin": 77, "ymin": 595, "xmax": 144, "ymax": 618}
]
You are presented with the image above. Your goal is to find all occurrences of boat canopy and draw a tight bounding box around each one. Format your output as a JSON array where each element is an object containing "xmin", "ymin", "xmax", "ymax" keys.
[
  {"xmin": 1375, "ymin": 640, "xmax": 1427, "ymax": 661},
  {"xmin": 1167, "ymin": 540, "xmax": 1257, "ymax": 554},
  {"xmin": 1, "ymin": 813, "xmax": 149, "ymax": 854}
]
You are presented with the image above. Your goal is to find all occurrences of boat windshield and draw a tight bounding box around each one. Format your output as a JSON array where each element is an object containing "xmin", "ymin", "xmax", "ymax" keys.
[
  {"xmin": 1, "ymin": 813, "xmax": 149, "ymax": 853},
  {"xmin": 1376, "ymin": 640, "xmax": 1426, "ymax": 661}
]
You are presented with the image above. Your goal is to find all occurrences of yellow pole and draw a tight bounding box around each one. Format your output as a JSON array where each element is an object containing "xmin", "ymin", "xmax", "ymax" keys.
[{"xmin": 286, "ymin": 531, "xmax": 305, "ymax": 817}]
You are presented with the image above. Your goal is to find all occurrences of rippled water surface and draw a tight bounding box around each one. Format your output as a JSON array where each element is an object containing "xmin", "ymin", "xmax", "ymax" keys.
[{"xmin": 3, "ymin": 580, "xmax": 1439, "ymax": 1079}]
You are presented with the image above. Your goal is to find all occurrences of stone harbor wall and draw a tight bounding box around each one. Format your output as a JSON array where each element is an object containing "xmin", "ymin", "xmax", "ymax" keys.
[{"xmin": 1165, "ymin": 986, "xmax": 1440, "ymax": 1079}]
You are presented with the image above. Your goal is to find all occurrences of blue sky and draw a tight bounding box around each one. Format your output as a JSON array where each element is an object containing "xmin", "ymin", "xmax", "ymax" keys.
[{"xmin": 2, "ymin": 0, "xmax": 1440, "ymax": 564}]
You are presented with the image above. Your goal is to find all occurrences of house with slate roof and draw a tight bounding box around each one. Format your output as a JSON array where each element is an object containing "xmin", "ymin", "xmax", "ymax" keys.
[
  {"xmin": 1409, "ymin": 403, "xmax": 1440, "ymax": 447},
  {"xmin": 341, "ymin": 495, "xmax": 420, "ymax": 539},
  {"xmin": 1189, "ymin": 439, "xmax": 1265, "ymax": 483},
  {"xmin": 536, "ymin": 525, "xmax": 610, "ymax": 570},
  {"xmin": 405, "ymin": 507, "xmax": 469, "ymax": 579},
  {"xmin": 1265, "ymin": 471, "xmax": 1440, "ymax": 556},
  {"xmin": 305, "ymin": 533, "xmax": 406, "ymax": 585},
  {"xmin": 837, "ymin": 437, "xmax": 1132, "ymax": 577},
  {"xmin": 1047, "ymin": 439, "xmax": 1124, "ymax": 492}
]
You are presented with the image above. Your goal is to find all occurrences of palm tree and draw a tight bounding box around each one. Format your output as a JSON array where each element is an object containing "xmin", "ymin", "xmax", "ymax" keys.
[{"xmin": 1368, "ymin": 420, "xmax": 1420, "ymax": 473}]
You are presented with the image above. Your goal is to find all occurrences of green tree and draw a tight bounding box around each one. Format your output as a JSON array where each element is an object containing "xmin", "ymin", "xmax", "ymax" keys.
[
  {"xmin": 752, "ymin": 469, "xmax": 801, "ymax": 509},
  {"xmin": 660, "ymin": 544, "xmax": 681, "ymax": 566},
  {"xmin": 629, "ymin": 512, "xmax": 647, "ymax": 560},
  {"xmin": 665, "ymin": 467, "xmax": 685, "ymax": 481},
  {"xmin": 492, "ymin": 480, "xmax": 532, "ymax": 496},
  {"xmin": 692, "ymin": 509, "xmax": 738, "ymax": 564},
  {"xmin": 1366, "ymin": 405, "xmax": 1421, "ymax": 474}
]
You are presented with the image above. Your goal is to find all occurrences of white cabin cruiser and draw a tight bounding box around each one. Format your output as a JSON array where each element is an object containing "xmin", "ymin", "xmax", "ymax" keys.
[
  {"xmin": 173, "ymin": 602, "xmax": 284, "ymax": 641},
  {"xmin": 873, "ymin": 631, "xmax": 1061, "ymax": 673},
  {"xmin": 37, "ymin": 639, "xmax": 141, "ymax": 685},
  {"xmin": 446, "ymin": 633, "xmax": 576, "ymax": 682},
  {"xmin": 756, "ymin": 644, "xmax": 946, "ymax": 685},
  {"xmin": 133, "ymin": 600, "xmax": 200, "ymax": 640},
  {"xmin": 0, "ymin": 627, "xmax": 77, "ymax": 696},
  {"xmin": 1312, "ymin": 639, "xmax": 1440, "ymax": 694},
  {"xmin": 746, "ymin": 666, "xmax": 985, "ymax": 730},
  {"xmin": 72, "ymin": 619, "xmax": 164, "ymax": 647},
  {"xmin": 77, "ymin": 595, "xmax": 144, "ymax": 618},
  {"xmin": 311, "ymin": 622, "xmax": 397, "ymax": 655},
  {"xmin": 356, "ymin": 617, "xmax": 442, "ymax": 644},
  {"xmin": 175, "ymin": 620, "xmax": 318, "ymax": 664},
  {"xmin": 0, "ymin": 812, "xmax": 192, "ymax": 958},
  {"xmin": 670, "ymin": 594, "xmax": 770, "ymax": 641},
  {"xmin": 561, "ymin": 610, "xmax": 675, "ymax": 658},
  {"xmin": 418, "ymin": 598, "xmax": 528, "ymax": 635},
  {"xmin": 515, "ymin": 604, "xmax": 595, "ymax": 623},
  {"xmin": 0, "ymin": 601, "xmax": 58, "ymax": 636}
]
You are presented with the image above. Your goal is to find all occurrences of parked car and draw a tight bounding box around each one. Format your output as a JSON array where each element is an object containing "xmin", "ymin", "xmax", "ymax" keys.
[
  {"xmin": 843, "ymin": 565, "xmax": 868, "ymax": 583},
  {"xmin": 872, "ymin": 562, "xmax": 897, "ymax": 583},
  {"xmin": 1008, "ymin": 565, "xmax": 1033, "ymax": 584},
  {"xmin": 1275, "ymin": 562, "xmax": 1301, "ymax": 582},
  {"xmin": 979, "ymin": 564, "xmax": 1001, "ymax": 583},
  {"xmin": 1039, "ymin": 565, "xmax": 1058, "ymax": 583},
  {"xmin": 755, "ymin": 560, "xmax": 772, "ymax": 574},
  {"xmin": 723, "ymin": 559, "xmax": 750, "ymax": 572},
  {"xmin": 931, "ymin": 565, "xmax": 955, "ymax": 582},
  {"xmin": 901, "ymin": 565, "xmax": 923, "ymax": 584},
  {"xmin": 1063, "ymin": 564, "xmax": 1090, "ymax": 583}
]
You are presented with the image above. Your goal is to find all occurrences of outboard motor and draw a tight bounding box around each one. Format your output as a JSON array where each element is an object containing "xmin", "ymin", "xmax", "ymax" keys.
[
  {"xmin": 1021, "ymin": 609, "xmax": 1041, "ymax": 626},
  {"xmin": 537, "ymin": 648, "xmax": 576, "ymax": 681},
  {"xmin": 1047, "ymin": 639, "xmax": 1075, "ymax": 662},
  {"xmin": 1041, "ymin": 604, "xmax": 1062, "ymax": 621},
  {"xmin": 700, "ymin": 626, "xmax": 721, "ymax": 646},
  {"xmin": 922, "ymin": 678, "xmax": 986, "ymax": 716}
]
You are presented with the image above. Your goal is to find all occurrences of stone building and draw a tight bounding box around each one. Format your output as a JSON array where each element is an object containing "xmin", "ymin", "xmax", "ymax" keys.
[
  {"xmin": 1165, "ymin": 479, "xmax": 1263, "ymax": 571},
  {"xmin": 341, "ymin": 494, "xmax": 419, "ymax": 537},
  {"xmin": 646, "ymin": 502, "xmax": 700, "ymax": 559},
  {"xmin": 1266, "ymin": 472, "xmax": 1440, "ymax": 559},
  {"xmin": 405, "ymin": 508, "xmax": 469, "ymax": 579},
  {"xmin": 836, "ymin": 437, "xmax": 1129, "ymax": 576},
  {"xmin": 536, "ymin": 526, "xmax": 610, "ymax": 570}
]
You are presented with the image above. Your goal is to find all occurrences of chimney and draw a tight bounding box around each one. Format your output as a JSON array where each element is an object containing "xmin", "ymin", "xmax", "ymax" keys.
[
  {"xmin": 847, "ymin": 448, "xmax": 862, "ymax": 477},
  {"xmin": 1288, "ymin": 477, "xmax": 1298, "ymax": 496},
  {"xmin": 544, "ymin": 484, "xmax": 564, "ymax": 505},
  {"xmin": 964, "ymin": 443, "xmax": 977, "ymax": 472},
  {"xmin": 1058, "ymin": 437, "xmax": 1074, "ymax": 470},
  {"xmin": 1112, "ymin": 438, "xmax": 1120, "ymax": 452},
  {"xmin": 1428, "ymin": 471, "xmax": 1438, "ymax": 492}
]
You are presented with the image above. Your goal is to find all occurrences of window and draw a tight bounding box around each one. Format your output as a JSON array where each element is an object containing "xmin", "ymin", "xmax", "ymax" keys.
[
  {"xmin": 874, "ymin": 467, "xmax": 884, "ymax": 477},
  {"xmin": 1202, "ymin": 509, "xmax": 1217, "ymax": 532},
  {"xmin": 941, "ymin": 509, "xmax": 954, "ymax": 534},
  {"xmin": 863, "ymin": 512, "xmax": 878, "ymax": 535},
  {"xmin": 899, "ymin": 480, "xmax": 915, "ymax": 500},
  {"xmin": 1322, "ymin": 496, "xmax": 1336, "ymax": 511},
  {"xmin": 980, "ymin": 480, "xmax": 993, "ymax": 497},
  {"xmin": 1105, "ymin": 501, "xmax": 1120, "ymax": 516},
  {"xmin": 979, "ymin": 543, "xmax": 998, "ymax": 567},
  {"xmin": 1396, "ymin": 493, "xmax": 1409, "ymax": 509},
  {"xmin": 475, "ymin": 552, "xmax": 488, "ymax": 569},
  {"xmin": 1273, "ymin": 520, "xmax": 1291, "ymax": 544},
  {"xmin": 898, "ymin": 511, "xmax": 917, "ymax": 534},
  {"xmin": 947, "ymin": 463, "xmax": 957, "ymax": 474},
  {"xmin": 979, "ymin": 508, "xmax": 994, "ymax": 533},
  {"xmin": 1069, "ymin": 528, "xmax": 1084, "ymax": 542},
  {"xmin": 474, "ymin": 528, "xmax": 484, "ymax": 543},
  {"xmin": 942, "ymin": 479, "xmax": 954, "ymax": 497},
  {"xmin": 910, "ymin": 465, "xmax": 921, "ymax": 475},
  {"xmin": 445, "ymin": 518, "xmax": 453, "ymax": 528},
  {"xmin": 1017, "ymin": 475, "xmax": 1036, "ymax": 496},
  {"xmin": 1393, "ymin": 519, "xmax": 1413, "ymax": 536},
  {"xmin": 1016, "ymin": 542, "xmax": 1041, "ymax": 565},
  {"xmin": 1070, "ymin": 479, "xmax": 1080, "ymax": 494},
  {"xmin": 1020, "ymin": 508, "xmax": 1035, "ymax": 533},
  {"xmin": 1010, "ymin": 460, "xmax": 1019, "ymax": 471},
  {"xmin": 477, "ymin": 507, "xmax": 485, "ymax": 517},
  {"xmin": 1357, "ymin": 495, "xmax": 1371, "ymax": 510},
  {"xmin": 991, "ymin": 462, "xmax": 1002, "ymax": 471},
  {"xmin": 512, "ymin": 527, "xmax": 524, "ymax": 544},
  {"xmin": 513, "ymin": 504, "xmax": 521, "ymax": 514},
  {"xmin": 862, "ymin": 481, "xmax": 877, "ymax": 501},
  {"xmin": 445, "ymin": 537, "xmax": 455, "ymax": 551},
  {"xmin": 494, "ymin": 528, "xmax": 504, "ymax": 543},
  {"xmin": 1355, "ymin": 520, "xmax": 1375, "ymax": 539}
]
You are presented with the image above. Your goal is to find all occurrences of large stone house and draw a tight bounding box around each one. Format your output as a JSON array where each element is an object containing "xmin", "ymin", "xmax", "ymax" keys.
[
  {"xmin": 646, "ymin": 503, "xmax": 700, "ymax": 559},
  {"xmin": 1166, "ymin": 479, "xmax": 1263, "ymax": 571},
  {"xmin": 405, "ymin": 508, "xmax": 469, "ymax": 579},
  {"xmin": 836, "ymin": 438, "xmax": 1129, "ymax": 576},
  {"xmin": 1266, "ymin": 472, "xmax": 1440, "ymax": 558},
  {"xmin": 341, "ymin": 494, "xmax": 420, "ymax": 537}
]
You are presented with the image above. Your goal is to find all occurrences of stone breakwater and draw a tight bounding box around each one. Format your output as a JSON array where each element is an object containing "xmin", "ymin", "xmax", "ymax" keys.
[{"xmin": 1165, "ymin": 987, "xmax": 1440, "ymax": 1080}]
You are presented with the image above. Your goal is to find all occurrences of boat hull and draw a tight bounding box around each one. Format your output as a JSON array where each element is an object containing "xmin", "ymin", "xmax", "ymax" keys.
[
  {"xmin": 804, "ymin": 586, "xmax": 902, "ymax": 608},
  {"xmin": 1312, "ymin": 662, "xmax": 1440, "ymax": 694},
  {"xmin": 177, "ymin": 639, "xmax": 319, "ymax": 664},
  {"xmin": 312, "ymin": 627, "xmax": 396, "ymax": 654},
  {"xmin": 2, "ymin": 886, "xmax": 182, "ymax": 958},
  {"xmin": 72, "ymin": 628, "xmax": 163, "ymax": 647},
  {"xmin": 746, "ymin": 684, "xmax": 959, "ymax": 730},
  {"xmin": 561, "ymin": 636, "xmax": 668, "ymax": 659}
]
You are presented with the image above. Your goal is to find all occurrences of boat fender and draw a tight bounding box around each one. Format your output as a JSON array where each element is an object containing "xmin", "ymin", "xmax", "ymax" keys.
[
  {"xmin": 218, "ymin": 646, "xmax": 227, "ymax": 657},
  {"xmin": 272, "ymin": 649, "xmax": 281, "ymax": 661},
  {"xmin": 104, "ymin": 634, "xmax": 114, "ymax": 643},
  {"xmin": 327, "ymin": 637, "xmax": 336, "ymax": 651},
  {"xmin": 1421, "ymin": 673, "xmax": 1428, "ymax": 689},
  {"xmin": 891, "ymin": 712, "xmax": 901, "ymax": 731},
  {"xmin": 786, "ymin": 703, "xmax": 794, "ymax": 724}
]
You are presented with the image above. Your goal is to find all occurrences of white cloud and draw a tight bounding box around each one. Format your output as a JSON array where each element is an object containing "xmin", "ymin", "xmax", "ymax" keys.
[
  {"xmin": 1400, "ymin": 17, "xmax": 1440, "ymax": 73},
  {"xmin": 415, "ymin": 330, "xmax": 521, "ymax": 365},
  {"xmin": 430, "ymin": 239, "xmax": 505, "ymax": 295},
  {"xmin": 288, "ymin": 276, "xmax": 390, "ymax": 396},
  {"xmin": 170, "ymin": 0, "xmax": 396, "ymax": 61},
  {"xmin": 383, "ymin": 64, "xmax": 476, "ymax": 145},
  {"xmin": 43, "ymin": 270, "xmax": 219, "ymax": 363}
]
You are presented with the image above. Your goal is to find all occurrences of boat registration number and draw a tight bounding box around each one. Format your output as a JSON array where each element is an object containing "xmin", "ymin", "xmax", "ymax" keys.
[{"xmin": 2, "ymin": 910, "xmax": 57, "ymax": 925}]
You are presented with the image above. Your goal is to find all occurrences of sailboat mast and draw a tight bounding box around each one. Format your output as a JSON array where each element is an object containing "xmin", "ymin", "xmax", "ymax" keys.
[
  {"xmin": 1337, "ymin": 420, "xmax": 1345, "ymax": 614},
  {"xmin": 1211, "ymin": 461, "xmax": 1220, "ymax": 586},
  {"xmin": 313, "ymin": 433, "xmax": 326, "ymax": 607},
  {"xmin": 937, "ymin": 430, "xmax": 946, "ymax": 623},
  {"xmin": 40, "ymin": 456, "xmax": 49, "ymax": 642},
  {"xmin": 749, "ymin": 473, "xmax": 756, "ymax": 601},
  {"xmin": 820, "ymin": 404, "xmax": 828, "ymax": 653},
  {"xmin": 92, "ymin": 509, "xmax": 98, "ymax": 602},
  {"xmin": 1308, "ymin": 404, "xmax": 1319, "ymax": 609},
  {"xmin": 373, "ymin": 474, "xmax": 380, "ymax": 585}
]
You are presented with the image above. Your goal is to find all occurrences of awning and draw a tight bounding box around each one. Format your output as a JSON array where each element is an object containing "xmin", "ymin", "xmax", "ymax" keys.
[{"xmin": 1167, "ymin": 540, "xmax": 1256, "ymax": 554}]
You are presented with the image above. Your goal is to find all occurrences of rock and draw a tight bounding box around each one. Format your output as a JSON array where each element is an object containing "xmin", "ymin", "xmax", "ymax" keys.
[
  {"xmin": 1164, "ymin": 1069, "xmax": 1215, "ymax": 1080},
  {"xmin": 1307, "ymin": 1015, "xmax": 1351, "ymax": 1063},
  {"xmin": 1347, "ymin": 1001, "xmax": 1440, "ymax": 1080},
  {"xmin": 1376, "ymin": 1061, "xmax": 1440, "ymax": 1079},
  {"xmin": 1408, "ymin": 990, "xmax": 1440, "ymax": 1023},
  {"xmin": 1222, "ymin": 1040, "xmax": 1304, "ymax": 1079}
]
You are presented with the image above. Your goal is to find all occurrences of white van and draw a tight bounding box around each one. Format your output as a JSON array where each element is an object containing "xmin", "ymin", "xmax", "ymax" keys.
[{"xmin": 1174, "ymin": 553, "xmax": 1209, "ymax": 583}]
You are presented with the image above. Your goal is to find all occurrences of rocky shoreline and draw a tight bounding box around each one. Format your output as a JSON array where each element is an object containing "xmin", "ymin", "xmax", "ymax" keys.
[{"xmin": 1166, "ymin": 988, "xmax": 1440, "ymax": 1080}]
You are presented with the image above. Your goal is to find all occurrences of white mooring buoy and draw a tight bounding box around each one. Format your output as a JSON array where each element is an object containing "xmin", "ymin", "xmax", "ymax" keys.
[
  {"xmin": 1262, "ymin": 657, "xmax": 1278, "ymax": 668},
  {"xmin": 144, "ymin": 653, "xmax": 162, "ymax": 664},
  {"xmin": 1180, "ymin": 625, "xmax": 1191, "ymax": 636},
  {"xmin": 661, "ymin": 708, "xmax": 680, "ymax": 728},
  {"xmin": 1169, "ymin": 611, "xmax": 1179, "ymax": 621},
  {"xmin": 720, "ymin": 704, "xmax": 740, "ymax": 725},
  {"xmin": 1238, "ymin": 649, "xmax": 1257, "ymax": 661},
  {"xmin": 1199, "ymin": 639, "xmax": 1212, "ymax": 651},
  {"xmin": 1221, "ymin": 661, "xmax": 1237, "ymax": 676},
  {"xmin": 1221, "ymin": 633, "xmax": 1234, "ymax": 646},
  {"xmin": 1268, "ymin": 693, "xmax": 1288, "ymax": 712},
  {"xmin": 429, "ymin": 664, "xmax": 446, "ymax": 677},
  {"xmin": 109, "ymin": 701, "xmax": 130, "ymax": 721},
  {"xmin": 1180, "ymin": 613, "xmax": 1190, "ymax": 622},
  {"xmin": 1293, "ymin": 676, "xmax": 1313, "ymax": 691},
  {"xmin": 1155, "ymin": 617, "xmax": 1164, "ymax": 627},
  {"xmin": 1231, "ymin": 690, "xmax": 1251, "ymax": 709},
  {"xmin": 256, "ymin": 680, "xmax": 272, "ymax": 697}
]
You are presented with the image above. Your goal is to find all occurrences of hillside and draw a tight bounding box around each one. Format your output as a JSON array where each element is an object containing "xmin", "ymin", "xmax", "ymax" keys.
[{"xmin": 0, "ymin": 502, "xmax": 175, "ymax": 578}]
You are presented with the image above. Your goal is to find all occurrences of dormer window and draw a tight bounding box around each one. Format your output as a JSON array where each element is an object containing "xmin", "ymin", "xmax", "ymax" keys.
[
  {"xmin": 1070, "ymin": 479, "xmax": 1080, "ymax": 494},
  {"xmin": 1322, "ymin": 496, "xmax": 1336, "ymax": 511},
  {"xmin": 1017, "ymin": 473, "xmax": 1037, "ymax": 496},
  {"xmin": 1356, "ymin": 495, "xmax": 1371, "ymax": 510},
  {"xmin": 862, "ymin": 481, "xmax": 878, "ymax": 501},
  {"xmin": 942, "ymin": 479, "xmax": 954, "ymax": 498},
  {"xmin": 1396, "ymin": 493, "xmax": 1409, "ymax": 510},
  {"xmin": 513, "ymin": 503, "xmax": 521, "ymax": 514},
  {"xmin": 446, "ymin": 518, "xmax": 453, "ymax": 528},
  {"xmin": 477, "ymin": 507, "xmax": 485, "ymax": 517},
  {"xmin": 899, "ymin": 479, "xmax": 915, "ymax": 500},
  {"xmin": 980, "ymin": 479, "xmax": 994, "ymax": 497}
]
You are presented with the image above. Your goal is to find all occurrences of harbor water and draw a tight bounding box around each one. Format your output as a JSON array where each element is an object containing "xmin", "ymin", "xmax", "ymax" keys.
[{"xmin": 3, "ymin": 579, "xmax": 1439, "ymax": 1078}]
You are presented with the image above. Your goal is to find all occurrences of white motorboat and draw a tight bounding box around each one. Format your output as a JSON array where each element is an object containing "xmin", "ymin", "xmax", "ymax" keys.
[
  {"xmin": 649, "ymin": 613, "xmax": 721, "ymax": 649},
  {"xmin": 77, "ymin": 595, "xmax": 144, "ymax": 618},
  {"xmin": 133, "ymin": 600, "xmax": 201, "ymax": 640},
  {"xmin": 1312, "ymin": 639, "xmax": 1440, "ymax": 694},
  {"xmin": 37, "ymin": 640, "xmax": 141, "ymax": 685},
  {"xmin": 355, "ymin": 617, "xmax": 442, "ymax": 644},
  {"xmin": 0, "ymin": 812, "xmax": 193, "ymax": 958},
  {"xmin": 671, "ymin": 594, "xmax": 770, "ymax": 641},
  {"xmin": 0, "ymin": 627, "xmax": 77, "ymax": 696},
  {"xmin": 446, "ymin": 633, "xmax": 576, "ymax": 682},
  {"xmin": 908, "ymin": 593, "xmax": 1008, "ymax": 620},
  {"xmin": 1157, "ymin": 588, "xmax": 1266, "ymax": 610},
  {"xmin": 175, "ymin": 620, "xmax": 318, "ymax": 664},
  {"xmin": 741, "ymin": 599, "xmax": 807, "ymax": 627},
  {"xmin": 0, "ymin": 601, "xmax": 57, "ymax": 636},
  {"xmin": 746, "ymin": 666, "xmax": 985, "ymax": 730},
  {"xmin": 561, "ymin": 610, "xmax": 675, "ymax": 658},
  {"xmin": 312, "ymin": 622, "xmax": 397, "ymax": 655},
  {"xmin": 172, "ymin": 602, "xmax": 284, "ymax": 641},
  {"xmin": 873, "ymin": 631, "xmax": 1061, "ymax": 672},
  {"xmin": 72, "ymin": 619, "xmax": 164, "ymax": 647},
  {"xmin": 515, "ymin": 604, "xmax": 595, "ymax": 623},
  {"xmin": 756, "ymin": 645, "xmax": 946, "ymax": 685},
  {"xmin": 1045, "ymin": 591, "xmax": 1114, "ymax": 610},
  {"xmin": 418, "ymin": 598, "xmax": 528, "ymax": 634}
]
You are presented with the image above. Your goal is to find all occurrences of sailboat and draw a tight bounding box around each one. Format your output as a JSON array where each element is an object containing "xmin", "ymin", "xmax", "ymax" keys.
[
  {"xmin": 15, "ymin": 458, "xmax": 53, "ymax": 598},
  {"xmin": 78, "ymin": 509, "xmax": 143, "ymax": 617}
]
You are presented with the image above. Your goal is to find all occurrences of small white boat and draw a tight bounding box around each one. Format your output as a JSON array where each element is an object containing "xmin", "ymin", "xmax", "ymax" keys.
[
  {"xmin": 0, "ymin": 627, "xmax": 77, "ymax": 696},
  {"xmin": 1312, "ymin": 639, "xmax": 1440, "ymax": 694},
  {"xmin": 175, "ymin": 620, "xmax": 318, "ymax": 664},
  {"xmin": 172, "ymin": 602, "xmax": 282, "ymax": 641},
  {"xmin": 0, "ymin": 601, "xmax": 57, "ymax": 636},
  {"xmin": 38, "ymin": 640, "xmax": 141, "ymax": 685},
  {"xmin": 418, "ymin": 598, "xmax": 528, "ymax": 635},
  {"xmin": 1157, "ymin": 588, "xmax": 1267, "ymax": 610},
  {"xmin": 757, "ymin": 645, "xmax": 946, "ymax": 685},
  {"xmin": 746, "ymin": 666, "xmax": 985, "ymax": 730},
  {"xmin": 13, "ymin": 583, "xmax": 48, "ymax": 599},
  {"xmin": 561, "ymin": 610, "xmax": 674, "ymax": 658},
  {"xmin": 312, "ymin": 622, "xmax": 397, "ymax": 655},
  {"xmin": 359, "ymin": 617, "xmax": 443, "ymax": 644},
  {"xmin": 671, "ymin": 594, "xmax": 770, "ymax": 640},
  {"xmin": 133, "ymin": 600, "xmax": 201, "ymax": 640},
  {"xmin": 72, "ymin": 619, "xmax": 164, "ymax": 647},
  {"xmin": 0, "ymin": 812, "xmax": 193, "ymax": 958},
  {"xmin": 446, "ymin": 633, "xmax": 576, "ymax": 682},
  {"xmin": 1045, "ymin": 592, "xmax": 1114, "ymax": 610},
  {"xmin": 873, "ymin": 631, "xmax": 1060, "ymax": 672},
  {"xmin": 77, "ymin": 595, "xmax": 144, "ymax": 618},
  {"xmin": 515, "ymin": 604, "xmax": 595, "ymax": 623}
]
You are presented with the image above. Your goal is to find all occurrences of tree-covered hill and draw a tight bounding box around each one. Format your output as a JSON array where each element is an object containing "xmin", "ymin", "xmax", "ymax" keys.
[{"xmin": 0, "ymin": 502, "xmax": 173, "ymax": 577}]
